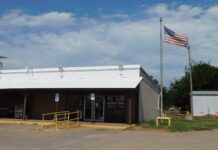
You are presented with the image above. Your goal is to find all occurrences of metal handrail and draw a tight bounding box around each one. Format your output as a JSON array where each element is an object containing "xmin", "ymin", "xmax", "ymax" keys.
[
  {"xmin": 68, "ymin": 111, "xmax": 82, "ymax": 121},
  {"xmin": 42, "ymin": 110, "xmax": 82, "ymax": 129},
  {"xmin": 55, "ymin": 111, "xmax": 82, "ymax": 129},
  {"xmin": 55, "ymin": 112, "xmax": 69, "ymax": 121},
  {"xmin": 42, "ymin": 111, "xmax": 70, "ymax": 120}
]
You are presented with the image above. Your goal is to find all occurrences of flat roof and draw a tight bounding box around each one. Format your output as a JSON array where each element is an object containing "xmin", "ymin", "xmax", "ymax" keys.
[
  {"xmin": 0, "ymin": 64, "xmax": 142, "ymax": 89},
  {"xmin": 0, "ymin": 64, "xmax": 141, "ymax": 74},
  {"xmin": 0, "ymin": 77, "xmax": 142, "ymax": 89}
]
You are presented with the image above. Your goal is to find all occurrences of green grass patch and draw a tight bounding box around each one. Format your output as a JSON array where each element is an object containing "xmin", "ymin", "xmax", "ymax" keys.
[{"xmin": 144, "ymin": 119, "xmax": 218, "ymax": 132}]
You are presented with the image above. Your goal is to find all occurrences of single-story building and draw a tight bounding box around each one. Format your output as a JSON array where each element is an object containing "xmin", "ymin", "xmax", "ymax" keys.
[
  {"xmin": 193, "ymin": 91, "xmax": 218, "ymax": 116},
  {"xmin": 0, "ymin": 64, "xmax": 159, "ymax": 123}
]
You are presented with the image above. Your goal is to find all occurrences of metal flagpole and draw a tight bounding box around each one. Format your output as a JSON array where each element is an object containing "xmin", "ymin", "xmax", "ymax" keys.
[
  {"xmin": 160, "ymin": 17, "xmax": 163, "ymax": 117},
  {"xmin": 187, "ymin": 46, "xmax": 193, "ymax": 115}
]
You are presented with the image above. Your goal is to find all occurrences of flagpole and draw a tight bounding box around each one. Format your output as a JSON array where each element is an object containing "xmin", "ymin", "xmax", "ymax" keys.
[
  {"xmin": 160, "ymin": 17, "xmax": 163, "ymax": 117},
  {"xmin": 187, "ymin": 46, "xmax": 193, "ymax": 115}
]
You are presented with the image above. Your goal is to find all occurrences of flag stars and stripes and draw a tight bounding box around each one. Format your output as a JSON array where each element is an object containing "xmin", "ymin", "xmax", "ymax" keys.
[{"xmin": 164, "ymin": 26, "xmax": 189, "ymax": 47}]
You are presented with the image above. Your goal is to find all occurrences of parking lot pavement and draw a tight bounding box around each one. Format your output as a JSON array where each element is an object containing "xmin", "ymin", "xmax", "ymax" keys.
[{"xmin": 0, "ymin": 124, "xmax": 218, "ymax": 150}]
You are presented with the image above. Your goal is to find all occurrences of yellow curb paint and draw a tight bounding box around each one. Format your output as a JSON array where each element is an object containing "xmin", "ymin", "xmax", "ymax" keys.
[
  {"xmin": 0, "ymin": 119, "xmax": 135, "ymax": 130},
  {"xmin": 0, "ymin": 119, "xmax": 54, "ymax": 128}
]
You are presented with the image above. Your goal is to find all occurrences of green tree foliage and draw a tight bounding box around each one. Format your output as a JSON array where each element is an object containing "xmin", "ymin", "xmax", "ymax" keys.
[{"xmin": 164, "ymin": 61, "xmax": 218, "ymax": 110}]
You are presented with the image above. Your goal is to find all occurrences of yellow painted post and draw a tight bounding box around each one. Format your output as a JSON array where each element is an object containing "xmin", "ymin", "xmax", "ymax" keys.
[
  {"xmin": 77, "ymin": 111, "xmax": 79, "ymax": 124},
  {"xmin": 156, "ymin": 117, "xmax": 171, "ymax": 127},
  {"xmin": 169, "ymin": 118, "xmax": 171, "ymax": 126},
  {"xmin": 55, "ymin": 115, "xmax": 58, "ymax": 130},
  {"xmin": 67, "ymin": 112, "xmax": 70, "ymax": 128},
  {"xmin": 54, "ymin": 112, "xmax": 56, "ymax": 121},
  {"xmin": 156, "ymin": 117, "xmax": 159, "ymax": 126}
]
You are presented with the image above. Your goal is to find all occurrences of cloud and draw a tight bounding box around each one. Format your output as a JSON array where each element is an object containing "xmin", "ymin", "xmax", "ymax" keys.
[
  {"xmin": 144, "ymin": 3, "xmax": 205, "ymax": 19},
  {"xmin": 144, "ymin": 3, "xmax": 170, "ymax": 16},
  {"xmin": 0, "ymin": 4, "xmax": 218, "ymax": 86},
  {"xmin": 0, "ymin": 10, "xmax": 75, "ymax": 28},
  {"xmin": 101, "ymin": 13, "xmax": 129, "ymax": 19}
]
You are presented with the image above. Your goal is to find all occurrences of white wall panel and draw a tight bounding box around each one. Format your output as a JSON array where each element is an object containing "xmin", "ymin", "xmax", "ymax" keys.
[{"xmin": 193, "ymin": 96, "xmax": 218, "ymax": 116}]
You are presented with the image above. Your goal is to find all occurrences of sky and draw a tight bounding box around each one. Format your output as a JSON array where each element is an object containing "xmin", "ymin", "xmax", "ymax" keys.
[{"xmin": 0, "ymin": 0, "xmax": 217, "ymax": 86}]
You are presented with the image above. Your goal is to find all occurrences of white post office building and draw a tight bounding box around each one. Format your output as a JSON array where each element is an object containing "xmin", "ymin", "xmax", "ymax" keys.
[{"xmin": 0, "ymin": 65, "xmax": 159, "ymax": 124}]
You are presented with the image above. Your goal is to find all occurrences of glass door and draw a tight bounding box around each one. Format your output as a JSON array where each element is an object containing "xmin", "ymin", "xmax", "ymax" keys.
[
  {"xmin": 95, "ymin": 96, "xmax": 105, "ymax": 121},
  {"xmin": 84, "ymin": 95, "xmax": 105, "ymax": 121},
  {"xmin": 84, "ymin": 96, "xmax": 92, "ymax": 120}
]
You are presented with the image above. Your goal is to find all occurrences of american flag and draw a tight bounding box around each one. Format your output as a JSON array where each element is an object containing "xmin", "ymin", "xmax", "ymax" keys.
[{"xmin": 164, "ymin": 26, "xmax": 189, "ymax": 47}]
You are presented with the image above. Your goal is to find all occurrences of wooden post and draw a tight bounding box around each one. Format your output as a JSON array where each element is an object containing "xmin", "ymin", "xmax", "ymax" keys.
[
  {"xmin": 56, "ymin": 102, "xmax": 58, "ymax": 112},
  {"xmin": 91, "ymin": 100, "xmax": 95, "ymax": 123},
  {"xmin": 23, "ymin": 95, "xmax": 27, "ymax": 120},
  {"xmin": 128, "ymin": 98, "xmax": 132, "ymax": 125},
  {"xmin": 23, "ymin": 92, "xmax": 30, "ymax": 120}
]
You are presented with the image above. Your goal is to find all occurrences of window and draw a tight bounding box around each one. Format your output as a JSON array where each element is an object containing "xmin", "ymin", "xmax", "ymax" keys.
[{"xmin": 106, "ymin": 95, "xmax": 125, "ymax": 123}]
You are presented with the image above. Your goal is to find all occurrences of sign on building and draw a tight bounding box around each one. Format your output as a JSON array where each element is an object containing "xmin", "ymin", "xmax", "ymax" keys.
[
  {"xmin": 90, "ymin": 93, "xmax": 95, "ymax": 101},
  {"xmin": 55, "ymin": 93, "xmax": 60, "ymax": 102}
]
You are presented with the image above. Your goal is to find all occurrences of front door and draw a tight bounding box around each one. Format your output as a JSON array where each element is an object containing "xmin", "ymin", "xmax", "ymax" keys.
[
  {"xmin": 84, "ymin": 95, "xmax": 105, "ymax": 121},
  {"xmin": 95, "ymin": 96, "xmax": 105, "ymax": 121}
]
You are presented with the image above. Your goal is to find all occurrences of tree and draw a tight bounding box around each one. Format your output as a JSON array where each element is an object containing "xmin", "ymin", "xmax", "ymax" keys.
[{"xmin": 165, "ymin": 61, "xmax": 218, "ymax": 110}]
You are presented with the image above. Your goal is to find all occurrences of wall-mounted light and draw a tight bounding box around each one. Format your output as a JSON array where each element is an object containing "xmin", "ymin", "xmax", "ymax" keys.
[
  {"xmin": 25, "ymin": 67, "xmax": 33, "ymax": 75},
  {"xmin": 59, "ymin": 67, "xmax": 64, "ymax": 79},
  {"xmin": 119, "ymin": 65, "xmax": 124, "ymax": 70},
  {"xmin": 119, "ymin": 65, "xmax": 124, "ymax": 76},
  {"xmin": 59, "ymin": 67, "xmax": 64, "ymax": 72}
]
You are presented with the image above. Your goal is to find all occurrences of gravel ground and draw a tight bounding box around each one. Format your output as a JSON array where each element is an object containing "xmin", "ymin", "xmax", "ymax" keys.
[{"xmin": 0, "ymin": 124, "xmax": 218, "ymax": 150}]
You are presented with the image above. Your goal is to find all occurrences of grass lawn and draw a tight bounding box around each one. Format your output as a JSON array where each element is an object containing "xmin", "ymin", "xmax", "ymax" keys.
[{"xmin": 144, "ymin": 119, "xmax": 218, "ymax": 132}]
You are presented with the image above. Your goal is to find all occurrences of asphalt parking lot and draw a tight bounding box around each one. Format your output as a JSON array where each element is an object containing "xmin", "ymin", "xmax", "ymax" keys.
[{"xmin": 0, "ymin": 124, "xmax": 218, "ymax": 150}]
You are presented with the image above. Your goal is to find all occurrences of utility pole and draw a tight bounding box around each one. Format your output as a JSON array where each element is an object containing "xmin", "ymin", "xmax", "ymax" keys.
[{"xmin": 187, "ymin": 46, "xmax": 193, "ymax": 115}]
